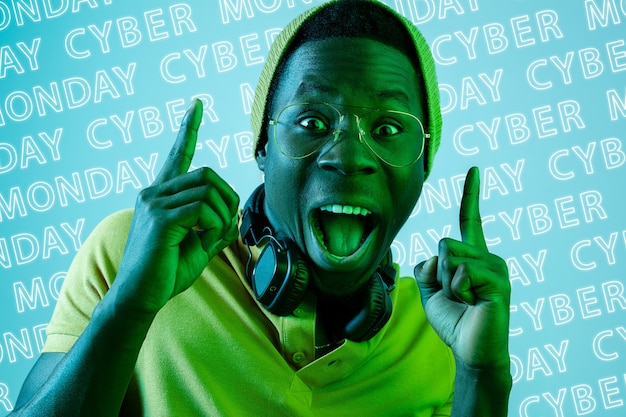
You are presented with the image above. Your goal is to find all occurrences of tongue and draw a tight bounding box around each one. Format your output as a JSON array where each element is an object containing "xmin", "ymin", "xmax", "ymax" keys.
[{"xmin": 319, "ymin": 212, "xmax": 367, "ymax": 257}]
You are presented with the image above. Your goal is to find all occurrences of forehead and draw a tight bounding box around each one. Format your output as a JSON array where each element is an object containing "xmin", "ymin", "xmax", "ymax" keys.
[{"xmin": 273, "ymin": 38, "xmax": 423, "ymax": 113}]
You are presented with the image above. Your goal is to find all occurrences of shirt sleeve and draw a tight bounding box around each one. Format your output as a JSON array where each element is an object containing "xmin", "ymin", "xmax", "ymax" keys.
[{"xmin": 42, "ymin": 209, "xmax": 134, "ymax": 353}]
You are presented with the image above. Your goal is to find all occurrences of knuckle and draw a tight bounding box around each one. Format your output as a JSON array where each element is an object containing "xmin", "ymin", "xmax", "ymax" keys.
[
  {"xmin": 457, "ymin": 261, "xmax": 468, "ymax": 273},
  {"xmin": 498, "ymin": 259, "xmax": 509, "ymax": 275},
  {"xmin": 492, "ymin": 255, "xmax": 508, "ymax": 274},
  {"xmin": 196, "ymin": 166, "xmax": 212, "ymax": 177},
  {"xmin": 143, "ymin": 199, "xmax": 162, "ymax": 218},
  {"xmin": 136, "ymin": 187, "xmax": 155, "ymax": 204},
  {"xmin": 453, "ymin": 261, "xmax": 466, "ymax": 277},
  {"xmin": 450, "ymin": 273, "xmax": 465, "ymax": 293},
  {"xmin": 195, "ymin": 167, "xmax": 217, "ymax": 186},
  {"xmin": 198, "ymin": 182, "xmax": 213, "ymax": 198},
  {"xmin": 136, "ymin": 188, "xmax": 149, "ymax": 202},
  {"xmin": 192, "ymin": 200, "xmax": 206, "ymax": 213},
  {"xmin": 441, "ymin": 256, "xmax": 454, "ymax": 272}
]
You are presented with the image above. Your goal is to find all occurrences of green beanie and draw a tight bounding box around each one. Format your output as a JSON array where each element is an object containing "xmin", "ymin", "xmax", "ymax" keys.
[{"xmin": 251, "ymin": 0, "xmax": 442, "ymax": 179}]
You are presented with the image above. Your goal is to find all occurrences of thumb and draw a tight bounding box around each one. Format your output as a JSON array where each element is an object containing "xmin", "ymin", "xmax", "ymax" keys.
[{"xmin": 413, "ymin": 256, "xmax": 439, "ymax": 307}]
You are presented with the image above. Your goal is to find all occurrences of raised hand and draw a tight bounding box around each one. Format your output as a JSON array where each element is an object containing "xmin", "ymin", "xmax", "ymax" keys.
[
  {"xmin": 115, "ymin": 99, "xmax": 240, "ymax": 316},
  {"xmin": 414, "ymin": 167, "xmax": 510, "ymax": 368}
]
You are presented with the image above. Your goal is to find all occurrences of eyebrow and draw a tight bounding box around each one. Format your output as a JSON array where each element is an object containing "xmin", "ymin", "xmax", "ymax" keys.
[
  {"xmin": 374, "ymin": 89, "xmax": 411, "ymax": 108},
  {"xmin": 294, "ymin": 81, "xmax": 411, "ymax": 109},
  {"xmin": 294, "ymin": 81, "xmax": 337, "ymax": 96}
]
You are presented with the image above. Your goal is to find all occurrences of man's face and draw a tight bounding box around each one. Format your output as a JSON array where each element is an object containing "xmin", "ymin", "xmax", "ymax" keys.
[{"xmin": 257, "ymin": 37, "xmax": 425, "ymax": 296}]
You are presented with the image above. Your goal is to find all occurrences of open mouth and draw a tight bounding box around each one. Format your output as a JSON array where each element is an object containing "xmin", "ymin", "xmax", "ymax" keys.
[{"xmin": 311, "ymin": 204, "xmax": 377, "ymax": 258}]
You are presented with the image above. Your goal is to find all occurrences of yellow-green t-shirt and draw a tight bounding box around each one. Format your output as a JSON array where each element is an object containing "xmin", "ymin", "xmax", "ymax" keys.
[{"xmin": 43, "ymin": 209, "xmax": 455, "ymax": 416}]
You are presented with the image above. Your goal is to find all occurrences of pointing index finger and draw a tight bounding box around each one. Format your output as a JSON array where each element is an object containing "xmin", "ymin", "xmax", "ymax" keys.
[
  {"xmin": 155, "ymin": 99, "xmax": 203, "ymax": 183},
  {"xmin": 460, "ymin": 166, "xmax": 488, "ymax": 251}
]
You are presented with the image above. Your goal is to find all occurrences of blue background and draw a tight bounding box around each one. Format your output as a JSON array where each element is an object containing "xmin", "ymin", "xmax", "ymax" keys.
[{"xmin": 1, "ymin": 1, "xmax": 625, "ymax": 415}]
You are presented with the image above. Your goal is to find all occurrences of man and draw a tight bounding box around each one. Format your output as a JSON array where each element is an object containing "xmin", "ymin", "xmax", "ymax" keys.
[{"xmin": 10, "ymin": 1, "xmax": 512, "ymax": 415}]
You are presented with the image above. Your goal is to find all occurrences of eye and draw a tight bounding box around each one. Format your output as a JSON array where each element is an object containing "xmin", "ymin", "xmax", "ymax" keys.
[
  {"xmin": 297, "ymin": 115, "xmax": 329, "ymax": 132},
  {"xmin": 372, "ymin": 121, "xmax": 402, "ymax": 138}
]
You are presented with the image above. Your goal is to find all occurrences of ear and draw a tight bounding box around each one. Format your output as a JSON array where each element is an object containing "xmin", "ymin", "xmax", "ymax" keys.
[{"xmin": 256, "ymin": 148, "xmax": 267, "ymax": 171}]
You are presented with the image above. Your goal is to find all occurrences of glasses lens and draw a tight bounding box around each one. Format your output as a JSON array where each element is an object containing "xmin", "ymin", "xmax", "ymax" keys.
[
  {"xmin": 271, "ymin": 103, "xmax": 425, "ymax": 167},
  {"xmin": 361, "ymin": 110, "xmax": 425, "ymax": 167},
  {"xmin": 272, "ymin": 103, "xmax": 338, "ymax": 159}
]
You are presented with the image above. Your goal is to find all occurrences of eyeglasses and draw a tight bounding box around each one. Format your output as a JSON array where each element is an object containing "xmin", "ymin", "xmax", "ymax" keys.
[{"xmin": 268, "ymin": 102, "xmax": 428, "ymax": 168}]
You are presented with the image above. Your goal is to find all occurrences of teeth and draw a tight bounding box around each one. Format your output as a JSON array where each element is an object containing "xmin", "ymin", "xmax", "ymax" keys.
[{"xmin": 320, "ymin": 204, "xmax": 371, "ymax": 216}]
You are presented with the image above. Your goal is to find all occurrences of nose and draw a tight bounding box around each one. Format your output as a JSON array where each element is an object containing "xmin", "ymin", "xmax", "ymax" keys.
[{"xmin": 317, "ymin": 114, "xmax": 377, "ymax": 175}]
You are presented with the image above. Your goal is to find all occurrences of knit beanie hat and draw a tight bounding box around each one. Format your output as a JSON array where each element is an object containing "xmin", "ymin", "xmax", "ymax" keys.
[{"xmin": 251, "ymin": 0, "xmax": 442, "ymax": 179}]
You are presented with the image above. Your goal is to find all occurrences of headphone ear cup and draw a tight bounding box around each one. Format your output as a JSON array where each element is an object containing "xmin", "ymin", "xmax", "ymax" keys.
[
  {"xmin": 343, "ymin": 273, "xmax": 392, "ymax": 342},
  {"xmin": 273, "ymin": 247, "xmax": 309, "ymax": 316},
  {"xmin": 251, "ymin": 238, "xmax": 310, "ymax": 316}
]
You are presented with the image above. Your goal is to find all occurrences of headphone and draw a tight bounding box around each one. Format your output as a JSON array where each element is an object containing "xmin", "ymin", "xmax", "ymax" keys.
[{"xmin": 241, "ymin": 184, "xmax": 396, "ymax": 342}]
